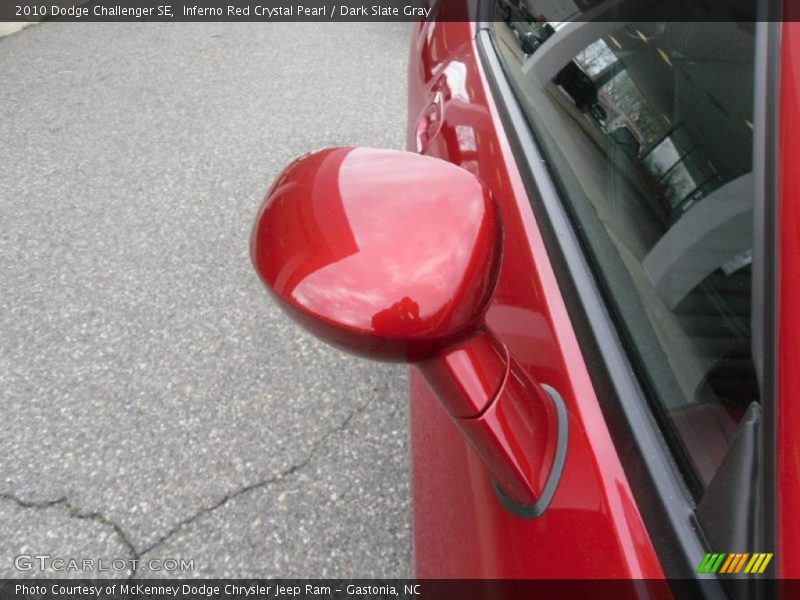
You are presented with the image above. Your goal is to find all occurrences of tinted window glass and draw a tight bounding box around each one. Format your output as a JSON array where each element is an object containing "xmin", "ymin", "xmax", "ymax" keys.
[{"xmin": 493, "ymin": 2, "xmax": 760, "ymax": 494}]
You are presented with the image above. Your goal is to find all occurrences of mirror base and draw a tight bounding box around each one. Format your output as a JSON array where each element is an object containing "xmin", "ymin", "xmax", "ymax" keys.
[{"xmin": 491, "ymin": 384, "xmax": 569, "ymax": 518}]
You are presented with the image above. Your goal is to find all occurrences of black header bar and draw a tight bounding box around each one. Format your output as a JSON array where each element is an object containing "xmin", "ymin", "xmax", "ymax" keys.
[{"xmin": 0, "ymin": 0, "xmax": 791, "ymax": 22}]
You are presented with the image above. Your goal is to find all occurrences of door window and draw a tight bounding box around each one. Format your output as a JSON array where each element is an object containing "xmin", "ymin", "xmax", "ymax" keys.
[{"xmin": 492, "ymin": 1, "xmax": 760, "ymax": 495}]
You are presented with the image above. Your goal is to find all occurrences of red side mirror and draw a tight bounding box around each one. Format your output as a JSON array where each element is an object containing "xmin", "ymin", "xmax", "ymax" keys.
[
  {"xmin": 251, "ymin": 147, "xmax": 502, "ymax": 362},
  {"xmin": 252, "ymin": 147, "xmax": 566, "ymax": 513}
]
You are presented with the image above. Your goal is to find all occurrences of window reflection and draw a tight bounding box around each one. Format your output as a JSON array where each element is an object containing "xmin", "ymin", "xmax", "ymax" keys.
[{"xmin": 494, "ymin": 1, "xmax": 758, "ymax": 494}]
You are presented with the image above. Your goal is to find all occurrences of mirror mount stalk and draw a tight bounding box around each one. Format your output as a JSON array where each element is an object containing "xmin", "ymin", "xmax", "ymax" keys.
[{"xmin": 418, "ymin": 328, "xmax": 566, "ymax": 511}]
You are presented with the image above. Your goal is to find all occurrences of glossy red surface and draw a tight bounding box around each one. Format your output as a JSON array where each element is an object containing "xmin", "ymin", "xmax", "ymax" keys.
[
  {"xmin": 251, "ymin": 147, "xmax": 502, "ymax": 362},
  {"xmin": 418, "ymin": 328, "xmax": 558, "ymax": 505},
  {"xmin": 455, "ymin": 353, "xmax": 558, "ymax": 505},
  {"xmin": 777, "ymin": 19, "xmax": 800, "ymax": 580},
  {"xmin": 407, "ymin": 21, "xmax": 665, "ymax": 578},
  {"xmin": 417, "ymin": 328, "xmax": 507, "ymax": 418},
  {"xmin": 253, "ymin": 144, "xmax": 561, "ymax": 509}
]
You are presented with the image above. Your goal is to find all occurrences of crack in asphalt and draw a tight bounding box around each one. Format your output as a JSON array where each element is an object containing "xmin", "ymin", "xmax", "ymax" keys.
[
  {"xmin": 0, "ymin": 492, "xmax": 141, "ymax": 574},
  {"xmin": 1, "ymin": 397, "xmax": 375, "ymax": 578},
  {"xmin": 136, "ymin": 397, "xmax": 375, "ymax": 562}
]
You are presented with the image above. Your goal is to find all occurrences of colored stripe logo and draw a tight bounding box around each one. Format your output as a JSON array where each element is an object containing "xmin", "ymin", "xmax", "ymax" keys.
[{"xmin": 696, "ymin": 552, "xmax": 773, "ymax": 574}]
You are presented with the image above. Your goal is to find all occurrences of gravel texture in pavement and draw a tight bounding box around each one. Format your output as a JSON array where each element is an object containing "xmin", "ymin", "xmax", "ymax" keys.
[{"xmin": 0, "ymin": 21, "xmax": 412, "ymax": 578}]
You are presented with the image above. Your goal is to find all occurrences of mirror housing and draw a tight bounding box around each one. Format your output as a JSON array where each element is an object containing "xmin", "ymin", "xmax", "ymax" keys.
[
  {"xmin": 251, "ymin": 147, "xmax": 502, "ymax": 363},
  {"xmin": 252, "ymin": 147, "xmax": 566, "ymax": 512}
]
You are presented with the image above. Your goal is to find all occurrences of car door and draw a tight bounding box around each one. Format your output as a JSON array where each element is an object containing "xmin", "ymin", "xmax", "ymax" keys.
[{"xmin": 406, "ymin": 3, "xmax": 776, "ymax": 585}]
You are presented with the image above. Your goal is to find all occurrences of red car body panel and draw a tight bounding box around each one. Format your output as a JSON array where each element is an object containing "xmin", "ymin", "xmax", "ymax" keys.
[
  {"xmin": 406, "ymin": 20, "xmax": 666, "ymax": 579},
  {"xmin": 778, "ymin": 19, "xmax": 799, "ymax": 580}
]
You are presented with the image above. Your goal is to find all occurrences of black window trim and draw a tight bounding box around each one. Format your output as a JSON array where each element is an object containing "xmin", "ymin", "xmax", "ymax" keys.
[
  {"xmin": 474, "ymin": 14, "xmax": 778, "ymax": 584},
  {"xmin": 750, "ymin": 17, "xmax": 780, "ymax": 571}
]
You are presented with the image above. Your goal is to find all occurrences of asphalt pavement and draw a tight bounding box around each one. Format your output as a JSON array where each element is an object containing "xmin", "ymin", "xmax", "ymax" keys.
[{"xmin": 0, "ymin": 21, "xmax": 412, "ymax": 578}]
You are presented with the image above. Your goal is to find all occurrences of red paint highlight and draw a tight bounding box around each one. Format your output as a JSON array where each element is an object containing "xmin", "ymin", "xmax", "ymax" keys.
[{"xmin": 778, "ymin": 20, "xmax": 800, "ymax": 580}]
